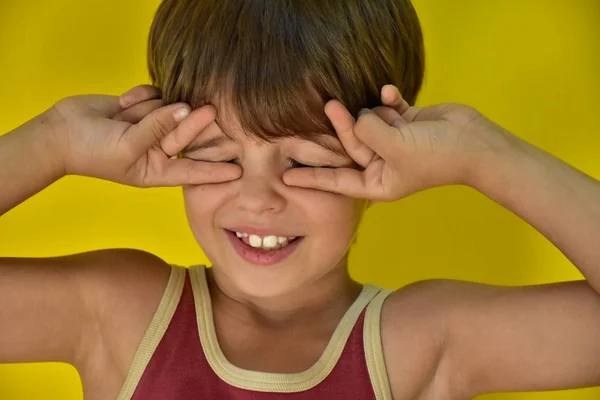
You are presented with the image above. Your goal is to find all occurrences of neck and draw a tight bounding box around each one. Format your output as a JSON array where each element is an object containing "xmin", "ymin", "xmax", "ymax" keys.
[{"xmin": 206, "ymin": 261, "xmax": 362, "ymax": 327}]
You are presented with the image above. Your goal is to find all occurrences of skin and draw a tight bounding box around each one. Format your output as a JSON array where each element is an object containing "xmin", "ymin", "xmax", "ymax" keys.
[
  {"xmin": 1, "ymin": 84, "xmax": 600, "ymax": 400},
  {"xmin": 285, "ymin": 85, "xmax": 600, "ymax": 397},
  {"xmin": 181, "ymin": 111, "xmax": 366, "ymax": 309},
  {"xmin": 177, "ymin": 104, "xmax": 372, "ymax": 373}
]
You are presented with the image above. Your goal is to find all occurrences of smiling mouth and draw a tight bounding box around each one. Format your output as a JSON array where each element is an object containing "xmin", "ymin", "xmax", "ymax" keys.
[
  {"xmin": 228, "ymin": 230, "xmax": 301, "ymax": 251},
  {"xmin": 225, "ymin": 229, "xmax": 304, "ymax": 266}
]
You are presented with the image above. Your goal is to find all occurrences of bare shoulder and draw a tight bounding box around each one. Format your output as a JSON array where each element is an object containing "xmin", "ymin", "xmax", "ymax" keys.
[
  {"xmin": 380, "ymin": 278, "xmax": 600, "ymax": 399},
  {"xmin": 379, "ymin": 279, "xmax": 481, "ymax": 400},
  {"xmin": 0, "ymin": 248, "xmax": 172, "ymax": 398},
  {"xmin": 73, "ymin": 248, "xmax": 172, "ymax": 382}
]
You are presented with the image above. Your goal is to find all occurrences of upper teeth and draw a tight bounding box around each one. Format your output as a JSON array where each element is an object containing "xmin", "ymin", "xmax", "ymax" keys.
[{"xmin": 235, "ymin": 232, "xmax": 296, "ymax": 249}]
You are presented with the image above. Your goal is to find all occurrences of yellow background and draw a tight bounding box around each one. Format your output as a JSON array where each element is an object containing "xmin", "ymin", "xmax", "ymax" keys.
[{"xmin": 1, "ymin": 0, "xmax": 599, "ymax": 399}]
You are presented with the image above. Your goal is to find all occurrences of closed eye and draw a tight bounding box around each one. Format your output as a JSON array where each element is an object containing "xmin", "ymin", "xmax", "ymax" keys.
[
  {"xmin": 183, "ymin": 155, "xmax": 241, "ymax": 165},
  {"xmin": 287, "ymin": 159, "xmax": 334, "ymax": 169},
  {"xmin": 186, "ymin": 157, "xmax": 333, "ymax": 168}
]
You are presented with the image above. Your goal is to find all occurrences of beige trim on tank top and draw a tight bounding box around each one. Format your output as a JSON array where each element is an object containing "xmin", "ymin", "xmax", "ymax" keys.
[
  {"xmin": 189, "ymin": 265, "xmax": 381, "ymax": 392},
  {"xmin": 364, "ymin": 288, "xmax": 395, "ymax": 400},
  {"xmin": 116, "ymin": 264, "xmax": 187, "ymax": 400}
]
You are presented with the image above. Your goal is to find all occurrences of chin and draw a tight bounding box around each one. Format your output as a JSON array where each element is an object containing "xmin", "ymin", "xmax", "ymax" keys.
[{"xmin": 213, "ymin": 260, "xmax": 310, "ymax": 299}]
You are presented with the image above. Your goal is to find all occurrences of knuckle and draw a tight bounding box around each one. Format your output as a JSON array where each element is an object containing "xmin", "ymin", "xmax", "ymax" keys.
[
  {"xmin": 199, "ymin": 163, "xmax": 214, "ymax": 179},
  {"xmin": 191, "ymin": 162, "xmax": 213, "ymax": 182},
  {"xmin": 316, "ymin": 169, "xmax": 337, "ymax": 189},
  {"xmin": 48, "ymin": 102, "xmax": 69, "ymax": 126},
  {"xmin": 149, "ymin": 115, "xmax": 171, "ymax": 140},
  {"xmin": 52, "ymin": 98, "xmax": 78, "ymax": 119},
  {"xmin": 333, "ymin": 172, "xmax": 344, "ymax": 190}
]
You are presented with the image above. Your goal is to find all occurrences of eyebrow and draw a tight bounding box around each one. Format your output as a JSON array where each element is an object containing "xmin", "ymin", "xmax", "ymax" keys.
[{"xmin": 183, "ymin": 134, "xmax": 348, "ymax": 159}]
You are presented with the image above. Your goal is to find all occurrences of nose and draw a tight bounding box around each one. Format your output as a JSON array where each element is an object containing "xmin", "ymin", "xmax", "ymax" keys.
[{"xmin": 235, "ymin": 174, "xmax": 286, "ymax": 215}]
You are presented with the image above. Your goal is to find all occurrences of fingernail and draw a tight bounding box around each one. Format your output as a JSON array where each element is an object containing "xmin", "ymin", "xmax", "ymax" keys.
[
  {"xmin": 358, "ymin": 108, "xmax": 371, "ymax": 117},
  {"xmin": 174, "ymin": 106, "xmax": 190, "ymax": 122}
]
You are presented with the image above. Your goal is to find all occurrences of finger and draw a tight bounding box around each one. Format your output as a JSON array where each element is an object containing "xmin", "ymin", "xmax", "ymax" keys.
[
  {"xmin": 114, "ymin": 99, "xmax": 163, "ymax": 124},
  {"xmin": 353, "ymin": 110, "xmax": 405, "ymax": 162},
  {"xmin": 154, "ymin": 159, "xmax": 242, "ymax": 187},
  {"xmin": 325, "ymin": 100, "xmax": 375, "ymax": 168},
  {"xmin": 124, "ymin": 103, "xmax": 191, "ymax": 158},
  {"xmin": 381, "ymin": 85, "xmax": 410, "ymax": 114},
  {"xmin": 283, "ymin": 167, "xmax": 369, "ymax": 198},
  {"xmin": 380, "ymin": 85, "xmax": 422, "ymax": 123},
  {"xmin": 119, "ymin": 85, "xmax": 162, "ymax": 109},
  {"xmin": 159, "ymin": 105, "xmax": 217, "ymax": 157}
]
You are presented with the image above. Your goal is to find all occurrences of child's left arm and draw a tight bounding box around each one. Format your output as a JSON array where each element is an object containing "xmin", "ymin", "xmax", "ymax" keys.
[{"xmin": 283, "ymin": 85, "xmax": 600, "ymax": 396}]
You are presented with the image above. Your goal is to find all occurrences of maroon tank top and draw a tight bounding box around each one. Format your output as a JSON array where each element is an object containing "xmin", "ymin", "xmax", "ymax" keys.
[{"xmin": 120, "ymin": 266, "xmax": 392, "ymax": 400}]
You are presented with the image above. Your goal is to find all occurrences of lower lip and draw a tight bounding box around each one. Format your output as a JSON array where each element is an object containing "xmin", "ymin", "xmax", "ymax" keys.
[{"xmin": 225, "ymin": 230, "xmax": 303, "ymax": 266}]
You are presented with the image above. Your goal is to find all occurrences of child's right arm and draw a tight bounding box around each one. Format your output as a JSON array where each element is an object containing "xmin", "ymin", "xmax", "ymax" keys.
[
  {"xmin": 0, "ymin": 86, "xmax": 241, "ymax": 373},
  {"xmin": 1, "ymin": 85, "xmax": 241, "ymax": 215},
  {"xmin": 0, "ymin": 110, "xmax": 65, "ymax": 214}
]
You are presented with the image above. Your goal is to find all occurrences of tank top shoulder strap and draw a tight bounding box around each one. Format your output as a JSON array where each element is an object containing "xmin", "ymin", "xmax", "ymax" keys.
[
  {"xmin": 117, "ymin": 264, "xmax": 187, "ymax": 400},
  {"xmin": 364, "ymin": 287, "xmax": 395, "ymax": 400}
]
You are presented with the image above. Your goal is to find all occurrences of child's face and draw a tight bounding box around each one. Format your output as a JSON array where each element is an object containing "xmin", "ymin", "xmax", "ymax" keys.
[{"xmin": 182, "ymin": 110, "xmax": 367, "ymax": 298}]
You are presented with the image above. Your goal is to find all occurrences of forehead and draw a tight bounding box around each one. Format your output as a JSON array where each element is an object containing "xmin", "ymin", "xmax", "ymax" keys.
[
  {"xmin": 184, "ymin": 106, "xmax": 348, "ymax": 158},
  {"xmin": 186, "ymin": 125, "xmax": 347, "ymax": 159}
]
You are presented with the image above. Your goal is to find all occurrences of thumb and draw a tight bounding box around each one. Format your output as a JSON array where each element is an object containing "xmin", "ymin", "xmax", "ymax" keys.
[{"xmin": 124, "ymin": 103, "xmax": 191, "ymax": 156}]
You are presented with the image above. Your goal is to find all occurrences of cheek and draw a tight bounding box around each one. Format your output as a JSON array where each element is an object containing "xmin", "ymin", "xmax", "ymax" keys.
[
  {"xmin": 298, "ymin": 190, "xmax": 366, "ymax": 238},
  {"xmin": 183, "ymin": 185, "xmax": 225, "ymax": 231},
  {"xmin": 183, "ymin": 183, "xmax": 366, "ymax": 247},
  {"xmin": 298, "ymin": 192, "xmax": 366, "ymax": 267}
]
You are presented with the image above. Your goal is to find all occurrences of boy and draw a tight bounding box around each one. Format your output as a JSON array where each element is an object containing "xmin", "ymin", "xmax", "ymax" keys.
[{"xmin": 1, "ymin": 0, "xmax": 600, "ymax": 399}]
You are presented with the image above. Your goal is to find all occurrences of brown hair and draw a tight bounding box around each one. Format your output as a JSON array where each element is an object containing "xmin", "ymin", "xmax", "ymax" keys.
[{"xmin": 148, "ymin": 0, "xmax": 425, "ymax": 142}]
